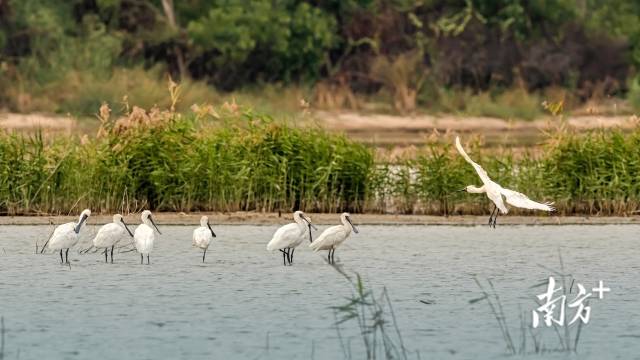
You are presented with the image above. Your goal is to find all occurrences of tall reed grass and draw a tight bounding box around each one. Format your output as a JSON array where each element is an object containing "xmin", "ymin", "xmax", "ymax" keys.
[
  {"xmin": 0, "ymin": 104, "xmax": 374, "ymax": 215},
  {"xmin": 1, "ymin": 93, "xmax": 639, "ymax": 215}
]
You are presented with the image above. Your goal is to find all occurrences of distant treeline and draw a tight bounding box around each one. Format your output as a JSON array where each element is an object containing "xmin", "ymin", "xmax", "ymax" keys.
[
  {"xmin": 0, "ymin": 105, "xmax": 638, "ymax": 216},
  {"xmin": 1, "ymin": 1, "xmax": 640, "ymax": 114}
]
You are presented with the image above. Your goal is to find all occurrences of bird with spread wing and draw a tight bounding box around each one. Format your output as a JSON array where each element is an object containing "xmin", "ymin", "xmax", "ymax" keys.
[{"xmin": 455, "ymin": 136, "xmax": 555, "ymax": 227}]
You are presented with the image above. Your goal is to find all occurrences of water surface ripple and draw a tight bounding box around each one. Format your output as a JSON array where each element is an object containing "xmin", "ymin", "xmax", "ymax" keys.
[{"xmin": 0, "ymin": 225, "xmax": 638, "ymax": 359}]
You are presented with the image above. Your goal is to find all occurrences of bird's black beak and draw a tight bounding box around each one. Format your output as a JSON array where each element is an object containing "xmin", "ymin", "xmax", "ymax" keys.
[
  {"xmin": 458, "ymin": 188, "xmax": 466, "ymax": 192},
  {"xmin": 150, "ymin": 216, "xmax": 161, "ymax": 234},
  {"xmin": 207, "ymin": 221, "xmax": 216, "ymax": 237},
  {"xmin": 346, "ymin": 216, "xmax": 359, "ymax": 234},
  {"xmin": 121, "ymin": 218, "xmax": 134, "ymax": 237},
  {"xmin": 304, "ymin": 216, "xmax": 318, "ymax": 231},
  {"xmin": 74, "ymin": 214, "xmax": 88, "ymax": 234}
]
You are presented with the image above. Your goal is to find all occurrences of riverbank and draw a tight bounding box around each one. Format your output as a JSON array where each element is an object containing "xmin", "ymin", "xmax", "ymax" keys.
[{"xmin": 2, "ymin": 213, "xmax": 639, "ymax": 226}]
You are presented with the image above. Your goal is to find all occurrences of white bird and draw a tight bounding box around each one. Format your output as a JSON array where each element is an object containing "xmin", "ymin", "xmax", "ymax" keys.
[
  {"xmin": 92, "ymin": 214, "xmax": 134, "ymax": 263},
  {"xmin": 455, "ymin": 136, "xmax": 555, "ymax": 227},
  {"xmin": 267, "ymin": 210, "xmax": 316, "ymax": 266},
  {"xmin": 193, "ymin": 215, "xmax": 216, "ymax": 262},
  {"xmin": 309, "ymin": 212, "xmax": 358, "ymax": 264},
  {"xmin": 134, "ymin": 210, "xmax": 161, "ymax": 265},
  {"xmin": 46, "ymin": 209, "xmax": 91, "ymax": 264}
]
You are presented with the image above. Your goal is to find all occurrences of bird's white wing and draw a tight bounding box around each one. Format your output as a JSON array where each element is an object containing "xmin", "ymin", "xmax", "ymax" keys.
[
  {"xmin": 455, "ymin": 136, "xmax": 492, "ymax": 185},
  {"xmin": 267, "ymin": 223, "xmax": 300, "ymax": 251},
  {"xmin": 488, "ymin": 191, "xmax": 509, "ymax": 214},
  {"xmin": 501, "ymin": 188, "xmax": 555, "ymax": 211},
  {"xmin": 193, "ymin": 227, "xmax": 211, "ymax": 248},
  {"xmin": 93, "ymin": 223, "xmax": 124, "ymax": 247},
  {"xmin": 48, "ymin": 222, "xmax": 76, "ymax": 249},
  {"xmin": 309, "ymin": 225, "xmax": 344, "ymax": 251}
]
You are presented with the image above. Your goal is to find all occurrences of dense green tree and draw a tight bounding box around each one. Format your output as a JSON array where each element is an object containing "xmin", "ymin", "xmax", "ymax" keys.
[{"xmin": 0, "ymin": 0, "xmax": 639, "ymax": 110}]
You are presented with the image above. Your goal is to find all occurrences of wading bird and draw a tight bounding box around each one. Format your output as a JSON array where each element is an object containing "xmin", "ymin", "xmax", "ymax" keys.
[
  {"xmin": 134, "ymin": 210, "xmax": 161, "ymax": 265},
  {"xmin": 455, "ymin": 136, "xmax": 555, "ymax": 227},
  {"xmin": 193, "ymin": 215, "xmax": 216, "ymax": 262},
  {"xmin": 92, "ymin": 214, "xmax": 134, "ymax": 263},
  {"xmin": 267, "ymin": 210, "xmax": 316, "ymax": 266},
  {"xmin": 309, "ymin": 212, "xmax": 358, "ymax": 264},
  {"xmin": 46, "ymin": 209, "xmax": 91, "ymax": 264}
]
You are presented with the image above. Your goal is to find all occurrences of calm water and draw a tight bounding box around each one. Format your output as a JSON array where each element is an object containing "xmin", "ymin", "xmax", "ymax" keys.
[{"xmin": 0, "ymin": 225, "xmax": 639, "ymax": 359}]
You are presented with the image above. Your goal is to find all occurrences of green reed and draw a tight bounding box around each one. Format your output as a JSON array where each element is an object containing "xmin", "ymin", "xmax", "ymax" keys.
[
  {"xmin": 331, "ymin": 265, "xmax": 409, "ymax": 360},
  {"xmin": 0, "ymin": 111, "xmax": 374, "ymax": 215},
  {"xmin": 1, "ymin": 108, "xmax": 639, "ymax": 215}
]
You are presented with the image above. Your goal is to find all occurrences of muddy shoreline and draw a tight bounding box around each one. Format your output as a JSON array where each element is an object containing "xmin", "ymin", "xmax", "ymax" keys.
[{"xmin": 1, "ymin": 212, "xmax": 638, "ymax": 225}]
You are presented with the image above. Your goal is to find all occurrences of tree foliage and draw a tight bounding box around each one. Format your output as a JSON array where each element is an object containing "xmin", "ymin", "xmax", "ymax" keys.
[{"xmin": 0, "ymin": 0, "xmax": 639, "ymax": 104}]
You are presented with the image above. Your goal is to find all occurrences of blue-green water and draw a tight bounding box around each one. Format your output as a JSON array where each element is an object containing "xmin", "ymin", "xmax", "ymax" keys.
[{"xmin": 0, "ymin": 224, "xmax": 638, "ymax": 359}]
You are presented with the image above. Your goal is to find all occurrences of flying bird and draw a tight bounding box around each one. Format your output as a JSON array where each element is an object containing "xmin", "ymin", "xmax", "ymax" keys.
[{"xmin": 455, "ymin": 136, "xmax": 554, "ymax": 227}]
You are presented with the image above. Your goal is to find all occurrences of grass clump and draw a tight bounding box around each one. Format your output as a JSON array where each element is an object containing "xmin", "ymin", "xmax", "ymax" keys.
[
  {"xmin": 331, "ymin": 265, "xmax": 409, "ymax": 360},
  {"xmin": 0, "ymin": 98, "xmax": 374, "ymax": 215},
  {"xmin": 471, "ymin": 251, "xmax": 587, "ymax": 355},
  {"xmin": 542, "ymin": 129, "xmax": 640, "ymax": 215}
]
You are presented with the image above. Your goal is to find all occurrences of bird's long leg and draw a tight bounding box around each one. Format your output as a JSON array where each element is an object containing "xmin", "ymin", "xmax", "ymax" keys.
[
  {"xmin": 147, "ymin": 255, "xmax": 150, "ymax": 265},
  {"xmin": 104, "ymin": 248, "xmax": 108, "ymax": 263},
  {"xmin": 331, "ymin": 249, "xmax": 336, "ymax": 264},
  {"xmin": 281, "ymin": 250, "xmax": 287, "ymax": 266},
  {"xmin": 202, "ymin": 248, "xmax": 206, "ymax": 263},
  {"xmin": 327, "ymin": 250, "xmax": 331, "ymax": 263},
  {"xmin": 65, "ymin": 249, "xmax": 69, "ymax": 264},
  {"xmin": 492, "ymin": 211, "xmax": 499, "ymax": 228},
  {"xmin": 60, "ymin": 249, "xmax": 64, "ymax": 264},
  {"xmin": 110, "ymin": 245, "xmax": 114, "ymax": 263},
  {"xmin": 140, "ymin": 253, "xmax": 143, "ymax": 265},
  {"xmin": 488, "ymin": 205, "xmax": 497, "ymax": 226},
  {"xmin": 289, "ymin": 248, "xmax": 295, "ymax": 264}
]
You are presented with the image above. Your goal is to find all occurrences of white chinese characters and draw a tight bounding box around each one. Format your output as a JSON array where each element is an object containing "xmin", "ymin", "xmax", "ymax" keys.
[{"xmin": 532, "ymin": 277, "xmax": 609, "ymax": 328}]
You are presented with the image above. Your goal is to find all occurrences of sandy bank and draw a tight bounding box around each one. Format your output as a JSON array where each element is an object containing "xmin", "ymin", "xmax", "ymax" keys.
[{"xmin": 1, "ymin": 212, "xmax": 638, "ymax": 226}]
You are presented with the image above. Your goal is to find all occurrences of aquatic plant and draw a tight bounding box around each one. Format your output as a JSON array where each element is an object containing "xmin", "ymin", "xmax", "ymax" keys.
[
  {"xmin": 0, "ymin": 316, "xmax": 4, "ymax": 360},
  {"xmin": 331, "ymin": 265, "xmax": 409, "ymax": 360},
  {"xmin": 470, "ymin": 251, "xmax": 586, "ymax": 355}
]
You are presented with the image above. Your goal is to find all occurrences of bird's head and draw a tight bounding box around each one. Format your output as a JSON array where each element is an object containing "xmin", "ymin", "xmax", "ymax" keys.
[
  {"xmin": 74, "ymin": 209, "xmax": 91, "ymax": 234},
  {"xmin": 341, "ymin": 212, "xmax": 358, "ymax": 234},
  {"xmin": 460, "ymin": 185, "xmax": 485, "ymax": 194},
  {"xmin": 201, "ymin": 215, "xmax": 216, "ymax": 237},
  {"xmin": 294, "ymin": 210, "xmax": 317, "ymax": 231},
  {"xmin": 114, "ymin": 214, "xmax": 134, "ymax": 237},
  {"xmin": 142, "ymin": 210, "xmax": 161, "ymax": 235}
]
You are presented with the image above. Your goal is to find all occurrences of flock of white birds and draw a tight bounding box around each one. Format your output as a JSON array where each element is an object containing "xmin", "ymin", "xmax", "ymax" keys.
[{"xmin": 42, "ymin": 136, "xmax": 554, "ymax": 265}]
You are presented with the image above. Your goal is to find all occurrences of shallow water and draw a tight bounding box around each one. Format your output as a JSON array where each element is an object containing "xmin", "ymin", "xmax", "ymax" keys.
[{"xmin": 0, "ymin": 225, "xmax": 638, "ymax": 360}]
